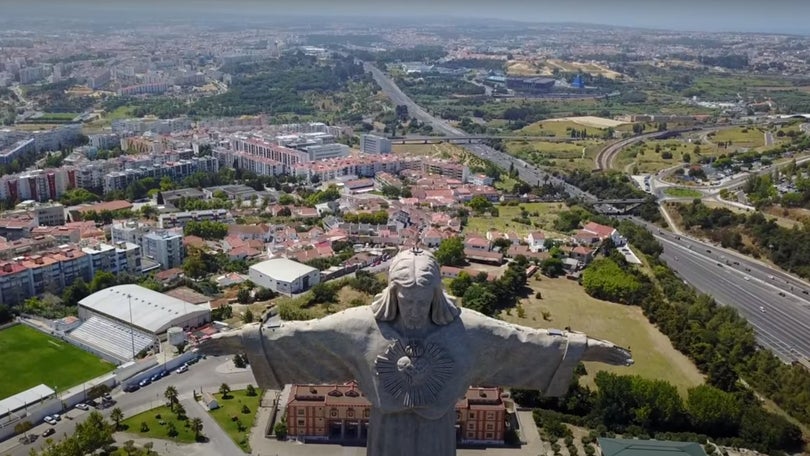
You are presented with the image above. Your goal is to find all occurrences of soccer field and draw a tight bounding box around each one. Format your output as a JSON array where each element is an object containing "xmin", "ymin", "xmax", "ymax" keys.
[{"xmin": 0, "ymin": 324, "xmax": 115, "ymax": 399}]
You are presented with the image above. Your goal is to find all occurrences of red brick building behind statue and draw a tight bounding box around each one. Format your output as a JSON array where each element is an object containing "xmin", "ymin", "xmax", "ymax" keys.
[{"xmin": 286, "ymin": 382, "xmax": 508, "ymax": 444}]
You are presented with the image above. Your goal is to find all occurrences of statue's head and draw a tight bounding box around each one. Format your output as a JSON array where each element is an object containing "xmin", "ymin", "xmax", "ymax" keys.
[{"xmin": 371, "ymin": 249, "xmax": 460, "ymax": 329}]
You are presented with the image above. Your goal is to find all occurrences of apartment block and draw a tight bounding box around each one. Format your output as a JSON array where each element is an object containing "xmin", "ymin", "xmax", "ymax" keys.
[
  {"xmin": 142, "ymin": 231, "xmax": 184, "ymax": 270},
  {"xmin": 360, "ymin": 134, "xmax": 392, "ymax": 154}
]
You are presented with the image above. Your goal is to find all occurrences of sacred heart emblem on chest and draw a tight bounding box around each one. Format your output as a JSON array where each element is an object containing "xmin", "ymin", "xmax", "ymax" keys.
[{"xmin": 374, "ymin": 339, "xmax": 455, "ymax": 407}]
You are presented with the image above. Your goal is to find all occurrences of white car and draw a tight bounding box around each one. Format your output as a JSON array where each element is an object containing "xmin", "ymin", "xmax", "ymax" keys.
[
  {"xmin": 759, "ymin": 306, "xmax": 766, "ymax": 313},
  {"xmin": 51, "ymin": 413, "xmax": 60, "ymax": 421},
  {"xmin": 43, "ymin": 416, "xmax": 56, "ymax": 425},
  {"xmin": 744, "ymin": 276, "xmax": 750, "ymax": 281},
  {"xmin": 175, "ymin": 364, "xmax": 189, "ymax": 374},
  {"xmin": 75, "ymin": 403, "xmax": 89, "ymax": 410}
]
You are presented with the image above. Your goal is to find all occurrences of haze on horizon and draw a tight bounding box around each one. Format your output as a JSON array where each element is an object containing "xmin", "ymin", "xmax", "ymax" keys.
[{"xmin": 4, "ymin": 0, "xmax": 810, "ymax": 35}]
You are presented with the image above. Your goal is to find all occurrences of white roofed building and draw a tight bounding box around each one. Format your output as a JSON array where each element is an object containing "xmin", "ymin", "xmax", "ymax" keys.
[
  {"xmin": 71, "ymin": 284, "xmax": 211, "ymax": 362},
  {"xmin": 249, "ymin": 258, "xmax": 320, "ymax": 295},
  {"xmin": 78, "ymin": 284, "xmax": 210, "ymax": 335}
]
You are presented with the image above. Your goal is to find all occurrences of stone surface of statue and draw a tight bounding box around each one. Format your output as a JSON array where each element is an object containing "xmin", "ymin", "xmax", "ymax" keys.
[{"xmin": 198, "ymin": 249, "xmax": 633, "ymax": 456}]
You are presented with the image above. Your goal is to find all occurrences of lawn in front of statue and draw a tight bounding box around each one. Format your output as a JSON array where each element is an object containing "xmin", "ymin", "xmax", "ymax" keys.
[
  {"xmin": 209, "ymin": 389, "xmax": 263, "ymax": 452},
  {"xmin": 121, "ymin": 405, "xmax": 198, "ymax": 444},
  {"xmin": 501, "ymin": 276, "xmax": 704, "ymax": 395}
]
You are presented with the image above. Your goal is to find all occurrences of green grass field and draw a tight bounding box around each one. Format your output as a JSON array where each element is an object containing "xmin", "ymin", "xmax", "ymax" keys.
[
  {"xmin": 465, "ymin": 202, "xmax": 569, "ymax": 238},
  {"xmin": 121, "ymin": 405, "xmax": 197, "ymax": 443},
  {"xmin": 500, "ymin": 277, "xmax": 704, "ymax": 395},
  {"xmin": 711, "ymin": 127, "xmax": 766, "ymax": 149},
  {"xmin": 664, "ymin": 187, "xmax": 703, "ymax": 198},
  {"xmin": 0, "ymin": 324, "xmax": 115, "ymax": 399},
  {"xmin": 517, "ymin": 120, "xmax": 608, "ymax": 138},
  {"xmin": 505, "ymin": 139, "xmax": 603, "ymax": 172},
  {"xmin": 209, "ymin": 390, "xmax": 263, "ymax": 452}
]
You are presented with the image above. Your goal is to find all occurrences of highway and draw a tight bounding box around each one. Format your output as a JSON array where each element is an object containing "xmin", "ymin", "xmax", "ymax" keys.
[
  {"xmin": 365, "ymin": 62, "xmax": 598, "ymax": 202},
  {"xmin": 365, "ymin": 61, "xmax": 810, "ymax": 363},
  {"xmin": 635, "ymin": 219, "xmax": 810, "ymax": 363}
]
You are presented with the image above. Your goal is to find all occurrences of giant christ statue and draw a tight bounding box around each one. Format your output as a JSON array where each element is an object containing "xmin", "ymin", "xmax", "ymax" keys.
[{"xmin": 199, "ymin": 249, "xmax": 633, "ymax": 455}]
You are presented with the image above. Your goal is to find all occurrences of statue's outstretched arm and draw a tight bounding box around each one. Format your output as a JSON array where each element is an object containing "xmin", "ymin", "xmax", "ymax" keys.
[
  {"xmin": 195, "ymin": 319, "xmax": 359, "ymax": 389},
  {"xmin": 583, "ymin": 337, "xmax": 634, "ymax": 366},
  {"xmin": 466, "ymin": 313, "xmax": 631, "ymax": 397}
]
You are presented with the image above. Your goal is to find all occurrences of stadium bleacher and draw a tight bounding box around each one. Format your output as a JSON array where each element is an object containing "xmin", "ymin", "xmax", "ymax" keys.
[{"xmin": 69, "ymin": 316, "xmax": 154, "ymax": 362}]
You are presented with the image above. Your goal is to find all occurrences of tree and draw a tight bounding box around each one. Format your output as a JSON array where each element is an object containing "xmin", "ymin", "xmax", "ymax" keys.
[
  {"xmin": 309, "ymin": 283, "xmax": 337, "ymax": 305},
  {"xmin": 540, "ymin": 257, "xmax": 565, "ymax": 278},
  {"xmin": 86, "ymin": 384, "xmax": 111, "ymax": 400},
  {"xmin": 462, "ymin": 283, "xmax": 498, "ymax": 316},
  {"xmin": 241, "ymin": 404, "xmax": 251, "ymax": 414},
  {"xmin": 183, "ymin": 220, "xmax": 228, "ymax": 240},
  {"xmin": 219, "ymin": 383, "xmax": 231, "ymax": 398},
  {"xmin": 122, "ymin": 440, "xmax": 136, "ymax": 456},
  {"xmin": 467, "ymin": 195, "xmax": 493, "ymax": 213},
  {"xmin": 14, "ymin": 420, "xmax": 32, "ymax": 437},
  {"xmin": 233, "ymin": 353, "xmax": 247, "ymax": 368},
  {"xmin": 190, "ymin": 417, "xmax": 203, "ymax": 441},
  {"xmin": 164, "ymin": 386, "xmax": 179, "ymax": 411},
  {"xmin": 449, "ymin": 271, "xmax": 473, "ymax": 297},
  {"xmin": 0, "ymin": 304, "xmax": 11, "ymax": 324},
  {"xmin": 435, "ymin": 237, "xmax": 465, "ymax": 267},
  {"xmin": 274, "ymin": 419, "xmax": 288, "ymax": 440},
  {"xmin": 492, "ymin": 238, "xmax": 515, "ymax": 258},
  {"xmin": 687, "ymin": 385, "xmax": 741, "ymax": 437},
  {"xmin": 167, "ymin": 422, "xmax": 178, "ymax": 438},
  {"xmin": 246, "ymin": 384, "xmax": 257, "ymax": 396},
  {"xmin": 110, "ymin": 407, "xmax": 124, "ymax": 430},
  {"xmin": 174, "ymin": 403, "xmax": 186, "ymax": 419},
  {"xmin": 237, "ymin": 288, "xmax": 251, "ymax": 304},
  {"xmin": 90, "ymin": 271, "xmax": 117, "ymax": 293}
]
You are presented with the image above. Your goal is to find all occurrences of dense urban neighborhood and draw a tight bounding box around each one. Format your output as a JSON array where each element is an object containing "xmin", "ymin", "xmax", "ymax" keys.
[{"xmin": 1, "ymin": 4, "xmax": 810, "ymax": 456}]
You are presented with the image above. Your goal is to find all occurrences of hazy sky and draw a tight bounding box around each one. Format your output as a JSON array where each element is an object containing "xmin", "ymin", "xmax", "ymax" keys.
[{"xmin": 6, "ymin": 0, "xmax": 810, "ymax": 35}]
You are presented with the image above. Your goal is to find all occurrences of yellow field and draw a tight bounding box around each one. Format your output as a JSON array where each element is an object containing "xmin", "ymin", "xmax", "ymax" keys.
[
  {"xmin": 500, "ymin": 277, "xmax": 704, "ymax": 395},
  {"xmin": 505, "ymin": 59, "xmax": 624, "ymax": 79}
]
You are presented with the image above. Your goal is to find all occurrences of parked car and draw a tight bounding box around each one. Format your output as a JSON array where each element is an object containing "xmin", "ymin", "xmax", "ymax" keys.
[
  {"xmin": 42, "ymin": 428, "xmax": 55, "ymax": 437},
  {"xmin": 176, "ymin": 364, "xmax": 189, "ymax": 374},
  {"xmin": 43, "ymin": 416, "xmax": 55, "ymax": 425},
  {"xmin": 138, "ymin": 378, "xmax": 152, "ymax": 387},
  {"xmin": 123, "ymin": 384, "xmax": 140, "ymax": 393},
  {"xmin": 75, "ymin": 403, "xmax": 89, "ymax": 410},
  {"xmin": 51, "ymin": 414, "xmax": 60, "ymax": 422}
]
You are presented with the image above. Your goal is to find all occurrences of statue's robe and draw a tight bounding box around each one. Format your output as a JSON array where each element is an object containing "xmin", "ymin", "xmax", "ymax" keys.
[{"xmin": 242, "ymin": 306, "xmax": 587, "ymax": 456}]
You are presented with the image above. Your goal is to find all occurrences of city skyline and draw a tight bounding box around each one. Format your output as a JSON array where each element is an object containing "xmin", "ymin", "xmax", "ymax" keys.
[{"xmin": 3, "ymin": 0, "xmax": 810, "ymax": 35}]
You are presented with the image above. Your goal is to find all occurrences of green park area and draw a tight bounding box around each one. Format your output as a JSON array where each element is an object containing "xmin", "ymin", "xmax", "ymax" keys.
[
  {"xmin": 664, "ymin": 187, "xmax": 703, "ymax": 198},
  {"xmin": 517, "ymin": 119, "xmax": 612, "ymax": 138},
  {"xmin": 209, "ymin": 389, "xmax": 263, "ymax": 452},
  {"xmin": 500, "ymin": 277, "xmax": 704, "ymax": 395},
  {"xmin": 465, "ymin": 202, "xmax": 570, "ymax": 238},
  {"xmin": 0, "ymin": 324, "xmax": 115, "ymax": 399},
  {"xmin": 615, "ymin": 139, "xmax": 717, "ymax": 173},
  {"xmin": 505, "ymin": 139, "xmax": 603, "ymax": 172},
  {"xmin": 122, "ymin": 405, "xmax": 198, "ymax": 443},
  {"xmin": 710, "ymin": 126, "xmax": 766, "ymax": 149}
]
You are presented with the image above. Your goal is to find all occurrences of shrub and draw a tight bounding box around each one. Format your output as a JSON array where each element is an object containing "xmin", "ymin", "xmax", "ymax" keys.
[{"xmin": 140, "ymin": 422, "xmax": 149, "ymax": 432}]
